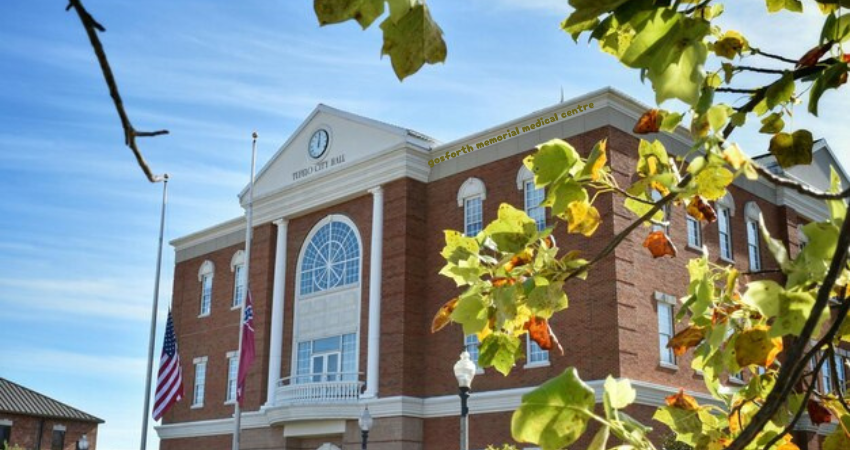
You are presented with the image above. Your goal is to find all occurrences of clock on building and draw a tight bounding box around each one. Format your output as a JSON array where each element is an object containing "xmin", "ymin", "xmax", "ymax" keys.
[{"xmin": 308, "ymin": 129, "xmax": 330, "ymax": 159}]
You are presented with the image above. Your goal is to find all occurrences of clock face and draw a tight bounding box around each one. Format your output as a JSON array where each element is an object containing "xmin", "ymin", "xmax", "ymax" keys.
[{"xmin": 308, "ymin": 129, "xmax": 329, "ymax": 159}]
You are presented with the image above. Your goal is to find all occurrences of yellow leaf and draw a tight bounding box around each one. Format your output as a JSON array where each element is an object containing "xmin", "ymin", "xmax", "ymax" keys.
[
  {"xmin": 734, "ymin": 325, "xmax": 784, "ymax": 367},
  {"xmin": 565, "ymin": 200, "xmax": 601, "ymax": 237},
  {"xmin": 722, "ymin": 143, "xmax": 748, "ymax": 170}
]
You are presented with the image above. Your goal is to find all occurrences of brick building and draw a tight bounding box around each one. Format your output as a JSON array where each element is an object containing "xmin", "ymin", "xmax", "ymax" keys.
[
  {"xmin": 0, "ymin": 378, "xmax": 102, "ymax": 450},
  {"xmin": 155, "ymin": 88, "xmax": 848, "ymax": 450}
]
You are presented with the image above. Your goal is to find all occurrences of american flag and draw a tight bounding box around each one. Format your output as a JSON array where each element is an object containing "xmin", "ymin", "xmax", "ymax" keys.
[
  {"xmin": 236, "ymin": 289, "xmax": 256, "ymax": 405},
  {"xmin": 153, "ymin": 310, "xmax": 183, "ymax": 420}
]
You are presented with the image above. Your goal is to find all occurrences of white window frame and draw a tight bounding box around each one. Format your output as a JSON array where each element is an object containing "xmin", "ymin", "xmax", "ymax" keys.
[
  {"xmin": 716, "ymin": 193, "xmax": 735, "ymax": 262},
  {"xmin": 525, "ymin": 335, "xmax": 550, "ymax": 369},
  {"xmin": 192, "ymin": 356, "xmax": 208, "ymax": 408},
  {"xmin": 198, "ymin": 260, "xmax": 214, "ymax": 317},
  {"xmin": 465, "ymin": 334, "xmax": 484, "ymax": 374},
  {"xmin": 225, "ymin": 351, "xmax": 238, "ymax": 404},
  {"xmin": 745, "ymin": 202, "xmax": 762, "ymax": 272},
  {"xmin": 837, "ymin": 351, "xmax": 848, "ymax": 393},
  {"xmin": 518, "ymin": 166, "xmax": 547, "ymax": 232},
  {"xmin": 686, "ymin": 214, "xmax": 702, "ymax": 249},
  {"xmin": 231, "ymin": 250, "xmax": 246, "ymax": 309},
  {"xmin": 655, "ymin": 291, "xmax": 677, "ymax": 369},
  {"xmin": 650, "ymin": 190, "xmax": 670, "ymax": 234},
  {"xmin": 458, "ymin": 178, "xmax": 487, "ymax": 237}
]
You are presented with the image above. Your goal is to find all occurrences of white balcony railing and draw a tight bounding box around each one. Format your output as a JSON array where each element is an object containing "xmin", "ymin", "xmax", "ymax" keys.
[{"xmin": 275, "ymin": 372, "xmax": 364, "ymax": 405}]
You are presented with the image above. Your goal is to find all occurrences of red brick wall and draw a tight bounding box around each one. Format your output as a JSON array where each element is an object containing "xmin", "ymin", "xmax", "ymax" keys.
[{"xmin": 0, "ymin": 414, "xmax": 99, "ymax": 450}]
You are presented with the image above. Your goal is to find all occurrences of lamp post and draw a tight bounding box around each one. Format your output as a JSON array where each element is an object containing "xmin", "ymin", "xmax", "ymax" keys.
[
  {"xmin": 453, "ymin": 350, "xmax": 476, "ymax": 450},
  {"xmin": 359, "ymin": 406, "xmax": 373, "ymax": 450},
  {"xmin": 77, "ymin": 434, "xmax": 90, "ymax": 450}
]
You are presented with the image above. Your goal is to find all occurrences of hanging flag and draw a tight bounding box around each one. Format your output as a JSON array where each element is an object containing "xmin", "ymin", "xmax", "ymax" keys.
[
  {"xmin": 153, "ymin": 310, "xmax": 183, "ymax": 420},
  {"xmin": 236, "ymin": 289, "xmax": 256, "ymax": 405}
]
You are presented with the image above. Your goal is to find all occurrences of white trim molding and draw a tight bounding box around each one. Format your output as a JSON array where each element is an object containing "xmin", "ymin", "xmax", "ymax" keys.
[
  {"xmin": 457, "ymin": 177, "xmax": 487, "ymax": 207},
  {"xmin": 265, "ymin": 218, "xmax": 288, "ymax": 407},
  {"xmin": 363, "ymin": 186, "xmax": 384, "ymax": 398}
]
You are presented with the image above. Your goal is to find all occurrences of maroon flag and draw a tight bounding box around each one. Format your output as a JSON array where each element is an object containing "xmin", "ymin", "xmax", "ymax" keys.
[
  {"xmin": 153, "ymin": 310, "xmax": 183, "ymax": 420},
  {"xmin": 236, "ymin": 289, "xmax": 256, "ymax": 405}
]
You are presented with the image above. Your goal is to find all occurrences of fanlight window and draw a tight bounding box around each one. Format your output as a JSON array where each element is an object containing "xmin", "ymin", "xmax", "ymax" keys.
[{"xmin": 300, "ymin": 220, "xmax": 361, "ymax": 295}]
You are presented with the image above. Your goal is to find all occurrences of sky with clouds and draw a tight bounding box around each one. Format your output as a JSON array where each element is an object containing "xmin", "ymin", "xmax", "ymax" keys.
[{"xmin": 1, "ymin": 1, "xmax": 848, "ymax": 450}]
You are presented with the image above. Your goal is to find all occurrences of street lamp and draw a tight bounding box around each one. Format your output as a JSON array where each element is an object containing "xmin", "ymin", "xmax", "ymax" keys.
[
  {"xmin": 454, "ymin": 350, "xmax": 476, "ymax": 450},
  {"xmin": 358, "ymin": 406, "xmax": 373, "ymax": 450},
  {"xmin": 77, "ymin": 434, "xmax": 89, "ymax": 450}
]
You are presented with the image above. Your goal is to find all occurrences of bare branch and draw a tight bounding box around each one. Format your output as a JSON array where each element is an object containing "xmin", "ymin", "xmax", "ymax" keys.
[
  {"xmin": 732, "ymin": 65, "xmax": 786, "ymax": 75},
  {"xmin": 750, "ymin": 47, "xmax": 798, "ymax": 64},
  {"xmin": 716, "ymin": 87, "xmax": 759, "ymax": 94},
  {"xmin": 66, "ymin": 0, "xmax": 168, "ymax": 183},
  {"xmin": 762, "ymin": 356, "xmax": 825, "ymax": 450}
]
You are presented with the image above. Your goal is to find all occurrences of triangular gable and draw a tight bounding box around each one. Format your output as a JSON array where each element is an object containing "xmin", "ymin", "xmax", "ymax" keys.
[
  {"xmin": 784, "ymin": 140, "xmax": 850, "ymax": 192},
  {"xmin": 240, "ymin": 104, "xmax": 433, "ymax": 203}
]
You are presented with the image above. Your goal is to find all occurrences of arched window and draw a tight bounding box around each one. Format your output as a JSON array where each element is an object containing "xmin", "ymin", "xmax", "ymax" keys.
[
  {"xmin": 517, "ymin": 166, "xmax": 546, "ymax": 232},
  {"xmin": 299, "ymin": 218, "xmax": 361, "ymax": 296},
  {"xmin": 716, "ymin": 192, "xmax": 735, "ymax": 261},
  {"xmin": 198, "ymin": 261, "xmax": 214, "ymax": 317},
  {"xmin": 457, "ymin": 178, "xmax": 486, "ymax": 237},
  {"xmin": 744, "ymin": 202, "xmax": 762, "ymax": 271},
  {"xmin": 231, "ymin": 250, "xmax": 246, "ymax": 308}
]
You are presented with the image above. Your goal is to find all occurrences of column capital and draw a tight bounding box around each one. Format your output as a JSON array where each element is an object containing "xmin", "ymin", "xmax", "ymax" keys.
[
  {"xmin": 273, "ymin": 218, "xmax": 289, "ymax": 227},
  {"xmin": 367, "ymin": 185, "xmax": 383, "ymax": 196}
]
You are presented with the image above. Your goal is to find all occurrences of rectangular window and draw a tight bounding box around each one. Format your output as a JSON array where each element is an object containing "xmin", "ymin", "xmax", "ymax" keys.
[
  {"xmin": 656, "ymin": 293, "xmax": 676, "ymax": 366},
  {"xmin": 295, "ymin": 333, "xmax": 357, "ymax": 384},
  {"xmin": 0, "ymin": 425, "xmax": 10, "ymax": 447},
  {"xmin": 823, "ymin": 355, "xmax": 834, "ymax": 392},
  {"xmin": 686, "ymin": 215, "xmax": 702, "ymax": 248},
  {"xmin": 524, "ymin": 181, "xmax": 546, "ymax": 231},
  {"xmin": 527, "ymin": 337, "xmax": 549, "ymax": 366},
  {"xmin": 200, "ymin": 274, "xmax": 212, "ymax": 316},
  {"xmin": 718, "ymin": 207, "xmax": 733, "ymax": 261},
  {"xmin": 465, "ymin": 334, "xmax": 481, "ymax": 369},
  {"xmin": 464, "ymin": 197, "xmax": 483, "ymax": 237},
  {"xmin": 232, "ymin": 264, "xmax": 245, "ymax": 308},
  {"xmin": 836, "ymin": 354, "xmax": 847, "ymax": 393},
  {"xmin": 650, "ymin": 190, "xmax": 669, "ymax": 234},
  {"xmin": 51, "ymin": 429, "xmax": 65, "ymax": 450},
  {"xmin": 193, "ymin": 359, "xmax": 207, "ymax": 406},
  {"xmin": 747, "ymin": 221, "xmax": 761, "ymax": 271},
  {"xmin": 225, "ymin": 353, "xmax": 238, "ymax": 403}
]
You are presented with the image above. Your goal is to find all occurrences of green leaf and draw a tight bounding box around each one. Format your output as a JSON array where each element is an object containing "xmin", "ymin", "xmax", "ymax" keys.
[
  {"xmin": 821, "ymin": 12, "xmax": 850, "ymax": 43},
  {"xmin": 827, "ymin": 167, "xmax": 847, "ymax": 221},
  {"xmin": 660, "ymin": 111, "xmax": 684, "ymax": 132},
  {"xmin": 483, "ymin": 204, "xmax": 539, "ymax": 254},
  {"xmin": 694, "ymin": 163, "xmax": 733, "ymax": 201},
  {"xmin": 544, "ymin": 180, "xmax": 588, "ymax": 217},
  {"xmin": 603, "ymin": 376, "xmax": 636, "ymax": 410},
  {"xmin": 314, "ymin": 0, "xmax": 385, "ymax": 29},
  {"xmin": 706, "ymin": 104, "xmax": 731, "ymax": 132},
  {"xmin": 439, "ymin": 255, "xmax": 485, "ymax": 286},
  {"xmin": 561, "ymin": 16, "xmax": 599, "ymax": 42},
  {"xmin": 441, "ymin": 230, "xmax": 480, "ymax": 264},
  {"xmin": 759, "ymin": 113, "xmax": 785, "ymax": 134},
  {"xmin": 653, "ymin": 406, "xmax": 702, "ymax": 439},
  {"xmin": 824, "ymin": 418, "xmax": 850, "ymax": 450},
  {"xmin": 450, "ymin": 292, "xmax": 489, "ymax": 336},
  {"xmin": 524, "ymin": 139, "xmax": 580, "ymax": 187},
  {"xmin": 759, "ymin": 216, "xmax": 793, "ymax": 272},
  {"xmin": 766, "ymin": 0, "xmax": 803, "ymax": 13},
  {"xmin": 478, "ymin": 333, "xmax": 521, "ymax": 375},
  {"xmin": 765, "ymin": 72, "xmax": 795, "ymax": 110},
  {"xmin": 741, "ymin": 280, "xmax": 784, "ymax": 318},
  {"xmin": 769, "ymin": 290, "xmax": 824, "ymax": 337},
  {"xmin": 565, "ymin": 0, "xmax": 630, "ymax": 27},
  {"xmin": 512, "ymin": 367, "xmax": 596, "ymax": 450},
  {"xmin": 386, "ymin": 0, "xmax": 413, "ymax": 23},
  {"xmin": 587, "ymin": 425, "xmax": 610, "ymax": 450},
  {"xmin": 809, "ymin": 62, "xmax": 848, "ymax": 116},
  {"xmin": 527, "ymin": 278, "xmax": 568, "ymax": 317},
  {"xmin": 379, "ymin": 3, "xmax": 447, "ymax": 80},
  {"xmin": 768, "ymin": 130, "xmax": 814, "ymax": 168}
]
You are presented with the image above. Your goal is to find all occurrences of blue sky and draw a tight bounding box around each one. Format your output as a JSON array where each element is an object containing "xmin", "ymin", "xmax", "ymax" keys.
[{"xmin": 1, "ymin": 1, "xmax": 848, "ymax": 449}]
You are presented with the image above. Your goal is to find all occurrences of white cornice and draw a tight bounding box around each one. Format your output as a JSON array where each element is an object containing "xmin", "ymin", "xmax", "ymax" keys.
[{"xmin": 170, "ymin": 216, "xmax": 245, "ymax": 252}]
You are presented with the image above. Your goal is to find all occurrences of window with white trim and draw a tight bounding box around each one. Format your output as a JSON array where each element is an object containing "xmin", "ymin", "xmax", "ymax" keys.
[
  {"xmin": 295, "ymin": 334, "xmax": 357, "ymax": 384},
  {"xmin": 299, "ymin": 219, "xmax": 361, "ymax": 295},
  {"xmin": 656, "ymin": 292, "xmax": 676, "ymax": 366},
  {"xmin": 465, "ymin": 334, "xmax": 481, "ymax": 370},
  {"xmin": 231, "ymin": 250, "xmax": 246, "ymax": 308},
  {"xmin": 822, "ymin": 354, "xmax": 834, "ymax": 392},
  {"xmin": 686, "ymin": 215, "xmax": 702, "ymax": 248},
  {"xmin": 198, "ymin": 261, "xmax": 214, "ymax": 316},
  {"xmin": 716, "ymin": 193, "xmax": 735, "ymax": 261},
  {"xmin": 458, "ymin": 178, "xmax": 487, "ymax": 237},
  {"xmin": 745, "ymin": 202, "xmax": 762, "ymax": 272},
  {"xmin": 192, "ymin": 357, "xmax": 207, "ymax": 407},
  {"xmin": 835, "ymin": 353, "xmax": 847, "ymax": 393},
  {"xmin": 225, "ymin": 352, "xmax": 238, "ymax": 403},
  {"xmin": 51, "ymin": 426, "xmax": 65, "ymax": 450},
  {"xmin": 527, "ymin": 335, "xmax": 549, "ymax": 366},
  {"xmin": 518, "ymin": 166, "xmax": 546, "ymax": 231},
  {"xmin": 0, "ymin": 422, "xmax": 10, "ymax": 448}
]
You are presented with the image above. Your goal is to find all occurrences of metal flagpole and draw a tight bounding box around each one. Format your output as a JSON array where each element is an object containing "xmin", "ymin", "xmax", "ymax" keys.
[
  {"xmin": 140, "ymin": 173, "xmax": 170, "ymax": 450},
  {"xmin": 233, "ymin": 132, "xmax": 257, "ymax": 450}
]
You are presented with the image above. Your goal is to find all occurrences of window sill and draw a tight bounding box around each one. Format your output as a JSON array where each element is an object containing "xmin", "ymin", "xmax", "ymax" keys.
[
  {"xmin": 230, "ymin": 304, "xmax": 242, "ymax": 311},
  {"xmin": 659, "ymin": 361, "xmax": 679, "ymax": 371},
  {"xmin": 224, "ymin": 400, "xmax": 235, "ymax": 406},
  {"xmin": 685, "ymin": 244, "xmax": 703, "ymax": 254},
  {"xmin": 198, "ymin": 313, "xmax": 210, "ymax": 319},
  {"xmin": 719, "ymin": 256, "xmax": 735, "ymax": 265},
  {"xmin": 190, "ymin": 403, "xmax": 204, "ymax": 409},
  {"xmin": 524, "ymin": 361, "xmax": 551, "ymax": 369}
]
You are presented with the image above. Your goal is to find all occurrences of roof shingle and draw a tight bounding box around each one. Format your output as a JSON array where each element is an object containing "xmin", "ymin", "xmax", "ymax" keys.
[{"xmin": 0, "ymin": 378, "xmax": 104, "ymax": 423}]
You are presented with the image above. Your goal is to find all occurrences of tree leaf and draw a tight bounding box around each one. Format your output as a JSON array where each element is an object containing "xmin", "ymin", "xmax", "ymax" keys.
[
  {"xmin": 806, "ymin": 399, "xmax": 832, "ymax": 424},
  {"xmin": 722, "ymin": 143, "xmax": 748, "ymax": 170},
  {"xmin": 544, "ymin": 180, "xmax": 588, "ymax": 217},
  {"xmin": 741, "ymin": 280, "xmax": 784, "ymax": 318},
  {"xmin": 759, "ymin": 113, "xmax": 785, "ymax": 134},
  {"xmin": 564, "ymin": 200, "xmax": 602, "ymax": 236},
  {"xmin": 379, "ymin": 3, "xmax": 447, "ymax": 80},
  {"xmin": 809, "ymin": 62, "xmax": 848, "ymax": 116},
  {"xmin": 604, "ymin": 376, "xmax": 636, "ymax": 410},
  {"xmin": 587, "ymin": 425, "xmax": 610, "ymax": 450},
  {"xmin": 431, "ymin": 297, "xmax": 458, "ymax": 333},
  {"xmin": 643, "ymin": 231, "xmax": 678, "ymax": 258},
  {"xmin": 441, "ymin": 230, "xmax": 479, "ymax": 264},
  {"xmin": 634, "ymin": 109, "xmax": 661, "ymax": 134},
  {"xmin": 314, "ymin": 0, "xmax": 385, "ymax": 29},
  {"xmin": 578, "ymin": 139, "xmax": 608, "ymax": 182},
  {"xmin": 687, "ymin": 196, "xmax": 717, "ymax": 222},
  {"xmin": 479, "ymin": 332, "xmax": 521, "ymax": 375},
  {"xmin": 766, "ymin": 0, "xmax": 803, "ymax": 13},
  {"xmin": 734, "ymin": 325, "xmax": 784, "ymax": 367},
  {"xmin": 668, "ymin": 325, "xmax": 707, "ymax": 356},
  {"xmin": 694, "ymin": 163, "xmax": 733, "ymax": 201},
  {"xmin": 713, "ymin": 30, "xmax": 748, "ymax": 59},
  {"xmin": 483, "ymin": 204, "xmax": 539, "ymax": 254},
  {"xmin": 765, "ymin": 72, "xmax": 795, "ymax": 110},
  {"xmin": 769, "ymin": 130, "xmax": 814, "ymax": 168},
  {"xmin": 524, "ymin": 139, "xmax": 580, "ymax": 187},
  {"xmin": 525, "ymin": 316, "xmax": 553, "ymax": 350},
  {"xmin": 450, "ymin": 291, "xmax": 489, "ymax": 336}
]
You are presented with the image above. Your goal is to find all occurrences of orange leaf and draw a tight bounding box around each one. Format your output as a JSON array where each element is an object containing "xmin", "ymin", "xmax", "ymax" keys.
[
  {"xmin": 665, "ymin": 389, "xmax": 700, "ymax": 411},
  {"xmin": 807, "ymin": 399, "xmax": 832, "ymax": 425},
  {"xmin": 668, "ymin": 325, "xmax": 707, "ymax": 356},
  {"xmin": 843, "ymin": 54, "xmax": 850, "ymax": 63},
  {"xmin": 777, "ymin": 434, "xmax": 800, "ymax": 450},
  {"xmin": 633, "ymin": 109, "xmax": 661, "ymax": 134},
  {"xmin": 430, "ymin": 297, "xmax": 458, "ymax": 333},
  {"xmin": 525, "ymin": 316, "xmax": 553, "ymax": 351},
  {"xmin": 643, "ymin": 231, "xmax": 678, "ymax": 258},
  {"xmin": 504, "ymin": 251, "xmax": 532, "ymax": 272},
  {"xmin": 797, "ymin": 43, "xmax": 832, "ymax": 68},
  {"xmin": 492, "ymin": 277, "xmax": 517, "ymax": 287},
  {"xmin": 687, "ymin": 196, "xmax": 717, "ymax": 223}
]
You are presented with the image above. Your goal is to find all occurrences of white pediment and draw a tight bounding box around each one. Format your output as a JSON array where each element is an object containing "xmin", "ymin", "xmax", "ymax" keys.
[{"xmin": 241, "ymin": 104, "xmax": 432, "ymax": 203}]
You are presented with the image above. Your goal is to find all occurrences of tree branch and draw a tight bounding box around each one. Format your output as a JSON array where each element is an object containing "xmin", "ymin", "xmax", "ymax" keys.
[
  {"xmin": 716, "ymin": 87, "xmax": 759, "ymax": 94},
  {"xmin": 732, "ymin": 65, "xmax": 787, "ymax": 75},
  {"xmin": 762, "ymin": 355, "xmax": 825, "ymax": 450},
  {"xmin": 750, "ymin": 48, "xmax": 798, "ymax": 64},
  {"xmin": 754, "ymin": 165, "xmax": 850, "ymax": 200},
  {"xmin": 66, "ymin": 0, "xmax": 167, "ymax": 183}
]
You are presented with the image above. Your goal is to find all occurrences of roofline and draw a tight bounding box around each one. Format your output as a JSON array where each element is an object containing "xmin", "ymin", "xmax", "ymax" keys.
[{"xmin": 0, "ymin": 378, "xmax": 104, "ymax": 424}]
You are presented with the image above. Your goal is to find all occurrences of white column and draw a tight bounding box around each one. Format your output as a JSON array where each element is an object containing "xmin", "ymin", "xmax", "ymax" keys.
[
  {"xmin": 265, "ymin": 218, "xmax": 288, "ymax": 407},
  {"xmin": 363, "ymin": 186, "xmax": 384, "ymax": 399}
]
